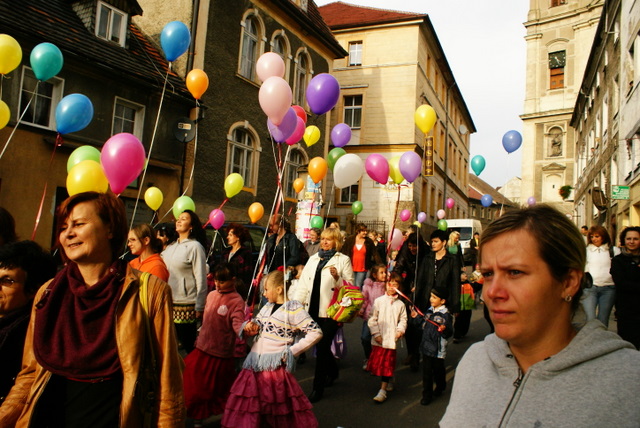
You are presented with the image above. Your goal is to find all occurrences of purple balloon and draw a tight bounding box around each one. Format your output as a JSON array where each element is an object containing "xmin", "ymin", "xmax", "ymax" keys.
[
  {"xmin": 330, "ymin": 123, "xmax": 352, "ymax": 148},
  {"xmin": 502, "ymin": 130, "xmax": 523, "ymax": 154},
  {"xmin": 417, "ymin": 211, "xmax": 427, "ymax": 223},
  {"xmin": 481, "ymin": 194, "xmax": 493, "ymax": 207},
  {"xmin": 399, "ymin": 151, "xmax": 422, "ymax": 183},
  {"xmin": 267, "ymin": 107, "xmax": 297, "ymax": 143},
  {"xmin": 306, "ymin": 73, "xmax": 340, "ymax": 115},
  {"xmin": 365, "ymin": 154, "xmax": 389, "ymax": 185},
  {"xmin": 527, "ymin": 196, "xmax": 536, "ymax": 206}
]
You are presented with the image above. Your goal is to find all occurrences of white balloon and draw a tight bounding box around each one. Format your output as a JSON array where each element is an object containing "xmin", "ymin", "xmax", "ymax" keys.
[
  {"xmin": 333, "ymin": 153, "xmax": 364, "ymax": 189},
  {"xmin": 388, "ymin": 229, "xmax": 403, "ymax": 251}
]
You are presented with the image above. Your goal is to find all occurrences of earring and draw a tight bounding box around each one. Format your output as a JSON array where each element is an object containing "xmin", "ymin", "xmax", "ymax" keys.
[{"xmin": 564, "ymin": 295, "xmax": 573, "ymax": 302}]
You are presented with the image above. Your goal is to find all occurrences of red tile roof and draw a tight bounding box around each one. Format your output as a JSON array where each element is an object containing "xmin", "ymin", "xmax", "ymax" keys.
[{"xmin": 318, "ymin": 1, "xmax": 426, "ymax": 29}]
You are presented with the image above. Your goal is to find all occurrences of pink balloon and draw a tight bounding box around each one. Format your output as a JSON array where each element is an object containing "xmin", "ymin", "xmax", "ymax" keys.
[
  {"xmin": 388, "ymin": 229, "xmax": 403, "ymax": 251},
  {"xmin": 446, "ymin": 198, "xmax": 455, "ymax": 209},
  {"xmin": 365, "ymin": 154, "xmax": 389, "ymax": 185},
  {"xmin": 259, "ymin": 76, "xmax": 292, "ymax": 125},
  {"xmin": 399, "ymin": 151, "xmax": 422, "ymax": 183},
  {"xmin": 400, "ymin": 209, "xmax": 411, "ymax": 222},
  {"xmin": 285, "ymin": 117, "xmax": 305, "ymax": 145},
  {"xmin": 208, "ymin": 209, "xmax": 225, "ymax": 230},
  {"xmin": 256, "ymin": 52, "xmax": 285, "ymax": 82},
  {"xmin": 437, "ymin": 209, "xmax": 446, "ymax": 219},
  {"xmin": 100, "ymin": 133, "xmax": 146, "ymax": 194}
]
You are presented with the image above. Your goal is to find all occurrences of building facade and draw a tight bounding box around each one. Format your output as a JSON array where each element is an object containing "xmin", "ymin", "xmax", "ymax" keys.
[
  {"xmin": 318, "ymin": 2, "xmax": 475, "ymax": 234},
  {"xmin": 520, "ymin": 0, "xmax": 603, "ymax": 216},
  {"xmin": 0, "ymin": 0, "xmax": 192, "ymax": 248}
]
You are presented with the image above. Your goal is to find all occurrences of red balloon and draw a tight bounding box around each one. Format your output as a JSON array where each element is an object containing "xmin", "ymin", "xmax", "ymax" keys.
[{"xmin": 292, "ymin": 105, "xmax": 307, "ymax": 124}]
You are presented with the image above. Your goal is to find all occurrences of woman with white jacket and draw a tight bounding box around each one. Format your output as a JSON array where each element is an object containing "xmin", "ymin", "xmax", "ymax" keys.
[
  {"xmin": 291, "ymin": 227, "xmax": 354, "ymax": 403},
  {"xmin": 581, "ymin": 225, "xmax": 618, "ymax": 328}
]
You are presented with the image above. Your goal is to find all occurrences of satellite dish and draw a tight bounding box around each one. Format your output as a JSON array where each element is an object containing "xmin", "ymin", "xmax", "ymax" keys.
[
  {"xmin": 173, "ymin": 117, "xmax": 196, "ymax": 143},
  {"xmin": 459, "ymin": 124, "xmax": 468, "ymax": 135}
]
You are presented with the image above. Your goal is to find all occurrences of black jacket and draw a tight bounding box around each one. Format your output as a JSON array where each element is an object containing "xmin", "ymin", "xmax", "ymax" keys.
[{"xmin": 415, "ymin": 251, "xmax": 461, "ymax": 313}]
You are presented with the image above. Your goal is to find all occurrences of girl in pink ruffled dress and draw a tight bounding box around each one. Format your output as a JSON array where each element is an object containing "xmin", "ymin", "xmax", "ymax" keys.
[{"xmin": 222, "ymin": 270, "xmax": 323, "ymax": 428}]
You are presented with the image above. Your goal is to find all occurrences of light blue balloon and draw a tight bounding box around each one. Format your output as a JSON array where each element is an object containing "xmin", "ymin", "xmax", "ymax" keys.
[
  {"xmin": 30, "ymin": 43, "xmax": 63, "ymax": 81},
  {"xmin": 481, "ymin": 194, "xmax": 493, "ymax": 207},
  {"xmin": 55, "ymin": 94, "xmax": 94, "ymax": 134},
  {"xmin": 502, "ymin": 130, "xmax": 523, "ymax": 154},
  {"xmin": 161, "ymin": 21, "xmax": 191, "ymax": 62}
]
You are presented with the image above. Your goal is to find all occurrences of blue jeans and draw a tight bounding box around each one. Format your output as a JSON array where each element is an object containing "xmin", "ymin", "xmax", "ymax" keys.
[
  {"xmin": 354, "ymin": 271, "xmax": 367, "ymax": 288},
  {"xmin": 581, "ymin": 285, "xmax": 616, "ymax": 328}
]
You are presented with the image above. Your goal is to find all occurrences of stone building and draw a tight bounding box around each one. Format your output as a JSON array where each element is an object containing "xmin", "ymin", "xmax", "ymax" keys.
[
  {"xmin": 0, "ymin": 0, "xmax": 192, "ymax": 248},
  {"xmin": 318, "ymin": 2, "xmax": 475, "ymax": 235},
  {"xmin": 520, "ymin": 0, "xmax": 604, "ymax": 215}
]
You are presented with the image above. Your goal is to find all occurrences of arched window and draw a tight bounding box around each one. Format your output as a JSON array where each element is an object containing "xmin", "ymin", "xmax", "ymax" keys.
[
  {"xmin": 227, "ymin": 123, "xmax": 260, "ymax": 191},
  {"xmin": 271, "ymin": 32, "xmax": 290, "ymax": 79},
  {"xmin": 293, "ymin": 50, "xmax": 311, "ymax": 106},
  {"xmin": 284, "ymin": 147, "xmax": 307, "ymax": 199},
  {"xmin": 239, "ymin": 13, "xmax": 263, "ymax": 81}
]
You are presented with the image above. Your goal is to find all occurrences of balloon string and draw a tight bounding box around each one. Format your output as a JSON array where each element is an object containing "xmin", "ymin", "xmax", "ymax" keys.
[
  {"xmin": 31, "ymin": 133, "xmax": 63, "ymax": 240},
  {"xmin": 179, "ymin": 99, "xmax": 200, "ymax": 199},
  {"xmin": 323, "ymin": 184, "xmax": 335, "ymax": 229},
  {"xmin": 201, "ymin": 198, "xmax": 229, "ymax": 229},
  {"xmin": 0, "ymin": 84, "xmax": 37, "ymax": 161},
  {"xmin": 386, "ymin": 185, "xmax": 403, "ymax": 255},
  {"xmin": 126, "ymin": 66, "xmax": 170, "ymax": 239}
]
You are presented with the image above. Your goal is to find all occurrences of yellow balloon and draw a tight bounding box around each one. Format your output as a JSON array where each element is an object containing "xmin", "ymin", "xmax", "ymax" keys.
[
  {"xmin": 293, "ymin": 178, "xmax": 305, "ymax": 194},
  {"xmin": 414, "ymin": 104, "xmax": 437, "ymax": 134},
  {"xmin": 0, "ymin": 34, "xmax": 22, "ymax": 75},
  {"xmin": 248, "ymin": 202, "xmax": 264, "ymax": 224},
  {"xmin": 224, "ymin": 173, "xmax": 244, "ymax": 198},
  {"xmin": 388, "ymin": 156, "xmax": 404, "ymax": 184},
  {"xmin": 66, "ymin": 160, "xmax": 109, "ymax": 196},
  {"xmin": 144, "ymin": 187, "xmax": 164, "ymax": 211},
  {"xmin": 303, "ymin": 125, "xmax": 321, "ymax": 147},
  {"xmin": 0, "ymin": 100, "xmax": 9, "ymax": 130},
  {"xmin": 308, "ymin": 157, "xmax": 328, "ymax": 184}
]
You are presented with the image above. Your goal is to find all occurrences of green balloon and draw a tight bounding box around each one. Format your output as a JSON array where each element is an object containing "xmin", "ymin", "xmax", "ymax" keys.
[
  {"xmin": 67, "ymin": 145, "xmax": 101, "ymax": 172},
  {"xmin": 352, "ymin": 200, "xmax": 363, "ymax": 215},
  {"xmin": 327, "ymin": 147, "xmax": 347, "ymax": 171},
  {"xmin": 437, "ymin": 219, "xmax": 448, "ymax": 231},
  {"xmin": 172, "ymin": 195, "xmax": 196, "ymax": 220},
  {"xmin": 310, "ymin": 215, "xmax": 324, "ymax": 229}
]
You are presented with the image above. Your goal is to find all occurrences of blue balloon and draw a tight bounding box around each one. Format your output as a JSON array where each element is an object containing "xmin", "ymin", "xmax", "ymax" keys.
[
  {"xmin": 30, "ymin": 43, "xmax": 63, "ymax": 81},
  {"xmin": 502, "ymin": 130, "xmax": 523, "ymax": 154},
  {"xmin": 55, "ymin": 94, "xmax": 94, "ymax": 134},
  {"xmin": 161, "ymin": 21, "xmax": 191, "ymax": 62},
  {"xmin": 481, "ymin": 194, "xmax": 493, "ymax": 207}
]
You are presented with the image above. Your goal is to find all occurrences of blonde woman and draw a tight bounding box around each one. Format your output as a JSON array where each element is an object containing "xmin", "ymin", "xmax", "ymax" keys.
[{"xmin": 447, "ymin": 231, "xmax": 464, "ymax": 270}]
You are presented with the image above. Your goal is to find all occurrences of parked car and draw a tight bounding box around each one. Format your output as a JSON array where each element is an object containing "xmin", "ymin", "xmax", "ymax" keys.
[{"xmin": 204, "ymin": 223, "xmax": 267, "ymax": 268}]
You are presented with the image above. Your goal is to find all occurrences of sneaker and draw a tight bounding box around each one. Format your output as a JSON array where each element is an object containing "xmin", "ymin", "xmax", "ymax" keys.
[
  {"xmin": 373, "ymin": 389, "xmax": 387, "ymax": 403},
  {"xmin": 362, "ymin": 359, "xmax": 368, "ymax": 370}
]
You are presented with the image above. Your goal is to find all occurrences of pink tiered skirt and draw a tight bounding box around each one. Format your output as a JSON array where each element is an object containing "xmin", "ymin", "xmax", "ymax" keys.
[{"xmin": 222, "ymin": 366, "xmax": 318, "ymax": 428}]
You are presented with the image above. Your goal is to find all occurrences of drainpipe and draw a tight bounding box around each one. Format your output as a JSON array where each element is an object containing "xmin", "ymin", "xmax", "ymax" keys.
[
  {"xmin": 442, "ymin": 81, "xmax": 457, "ymax": 208},
  {"xmin": 187, "ymin": 0, "xmax": 200, "ymax": 72}
]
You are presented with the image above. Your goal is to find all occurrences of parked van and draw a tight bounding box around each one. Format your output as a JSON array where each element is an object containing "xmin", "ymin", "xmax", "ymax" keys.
[{"xmin": 446, "ymin": 219, "xmax": 482, "ymax": 266}]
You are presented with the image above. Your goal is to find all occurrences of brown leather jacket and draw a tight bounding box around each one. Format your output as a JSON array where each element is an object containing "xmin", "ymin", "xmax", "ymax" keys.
[{"xmin": 0, "ymin": 266, "xmax": 186, "ymax": 427}]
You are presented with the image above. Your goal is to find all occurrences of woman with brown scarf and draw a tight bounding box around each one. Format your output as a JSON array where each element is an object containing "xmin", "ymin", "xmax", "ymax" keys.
[{"xmin": 0, "ymin": 192, "xmax": 185, "ymax": 427}]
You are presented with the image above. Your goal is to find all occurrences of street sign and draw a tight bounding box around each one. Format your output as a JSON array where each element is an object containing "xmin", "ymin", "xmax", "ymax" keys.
[{"xmin": 612, "ymin": 185, "xmax": 630, "ymax": 200}]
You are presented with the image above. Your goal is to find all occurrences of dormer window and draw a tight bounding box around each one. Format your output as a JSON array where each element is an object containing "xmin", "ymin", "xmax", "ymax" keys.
[{"xmin": 96, "ymin": 1, "xmax": 127, "ymax": 46}]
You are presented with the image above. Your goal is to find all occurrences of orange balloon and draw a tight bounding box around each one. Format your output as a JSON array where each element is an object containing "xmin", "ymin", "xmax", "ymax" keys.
[
  {"xmin": 186, "ymin": 69, "xmax": 209, "ymax": 100},
  {"xmin": 248, "ymin": 202, "xmax": 264, "ymax": 224},
  {"xmin": 308, "ymin": 157, "xmax": 328, "ymax": 184},
  {"xmin": 293, "ymin": 178, "xmax": 305, "ymax": 194}
]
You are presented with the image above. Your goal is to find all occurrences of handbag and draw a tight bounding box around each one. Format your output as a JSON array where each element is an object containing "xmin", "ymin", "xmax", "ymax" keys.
[
  {"xmin": 326, "ymin": 281, "xmax": 364, "ymax": 323},
  {"xmin": 136, "ymin": 272, "xmax": 159, "ymax": 428}
]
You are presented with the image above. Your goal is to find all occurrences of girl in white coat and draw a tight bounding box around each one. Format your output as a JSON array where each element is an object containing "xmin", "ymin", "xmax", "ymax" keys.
[{"xmin": 290, "ymin": 228, "xmax": 354, "ymax": 403}]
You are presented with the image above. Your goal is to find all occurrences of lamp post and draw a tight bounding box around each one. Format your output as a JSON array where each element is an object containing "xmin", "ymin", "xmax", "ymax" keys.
[{"xmin": 442, "ymin": 81, "xmax": 457, "ymax": 209}]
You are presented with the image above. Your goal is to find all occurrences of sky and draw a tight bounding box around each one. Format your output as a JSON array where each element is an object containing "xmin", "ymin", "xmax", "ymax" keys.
[{"xmin": 314, "ymin": 0, "xmax": 529, "ymax": 188}]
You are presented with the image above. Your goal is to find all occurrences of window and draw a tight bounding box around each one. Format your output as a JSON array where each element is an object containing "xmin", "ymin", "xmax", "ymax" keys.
[
  {"xmin": 96, "ymin": 1, "xmax": 127, "ymax": 46},
  {"xmin": 549, "ymin": 51, "xmax": 566, "ymax": 89},
  {"xmin": 19, "ymin": 67, "xmax": 63, "ymax": 129},
  {"xmin": 227, "ymin": 126, "xmax": 258, "ymax": 188},
  {"xmin": 294, "ymin": 51, "xmax": 311, "ymax": 105},
  {"xmin": 340, "ymin": 183, "xmax": 359, "ymax": 204},
  {"xmin": 112, "ymin": 98, "xmax": 144, "ymax": 138},
  {"xmin": 348, "ymin": 41, "xmax": 362, "ymax": 66},
  {"xmin": 239, "ymin": 15, "xmax": 260, "ymax": 81},
  {"xmin": 271, "ymin": 33, "xmax": 290, "ymax": 78},
  {"xmin": 284, "ymin": 148, "xmax": 305, "ymax": 199},
  {"xmin": 343, "ymin": 95, "xmax": 362, "ymax": 129}
]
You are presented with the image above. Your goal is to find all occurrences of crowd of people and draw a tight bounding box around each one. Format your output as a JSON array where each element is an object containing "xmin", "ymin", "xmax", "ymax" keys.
[{"xmin": 1, "ymin": 196, "xmax": 640, "ymax": 427}]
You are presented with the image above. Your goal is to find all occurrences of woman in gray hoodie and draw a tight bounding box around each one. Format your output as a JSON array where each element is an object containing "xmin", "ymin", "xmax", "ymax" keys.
[{"xmin": 441, "ymin": 205, "xmax": 640, "ymax": 427}]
